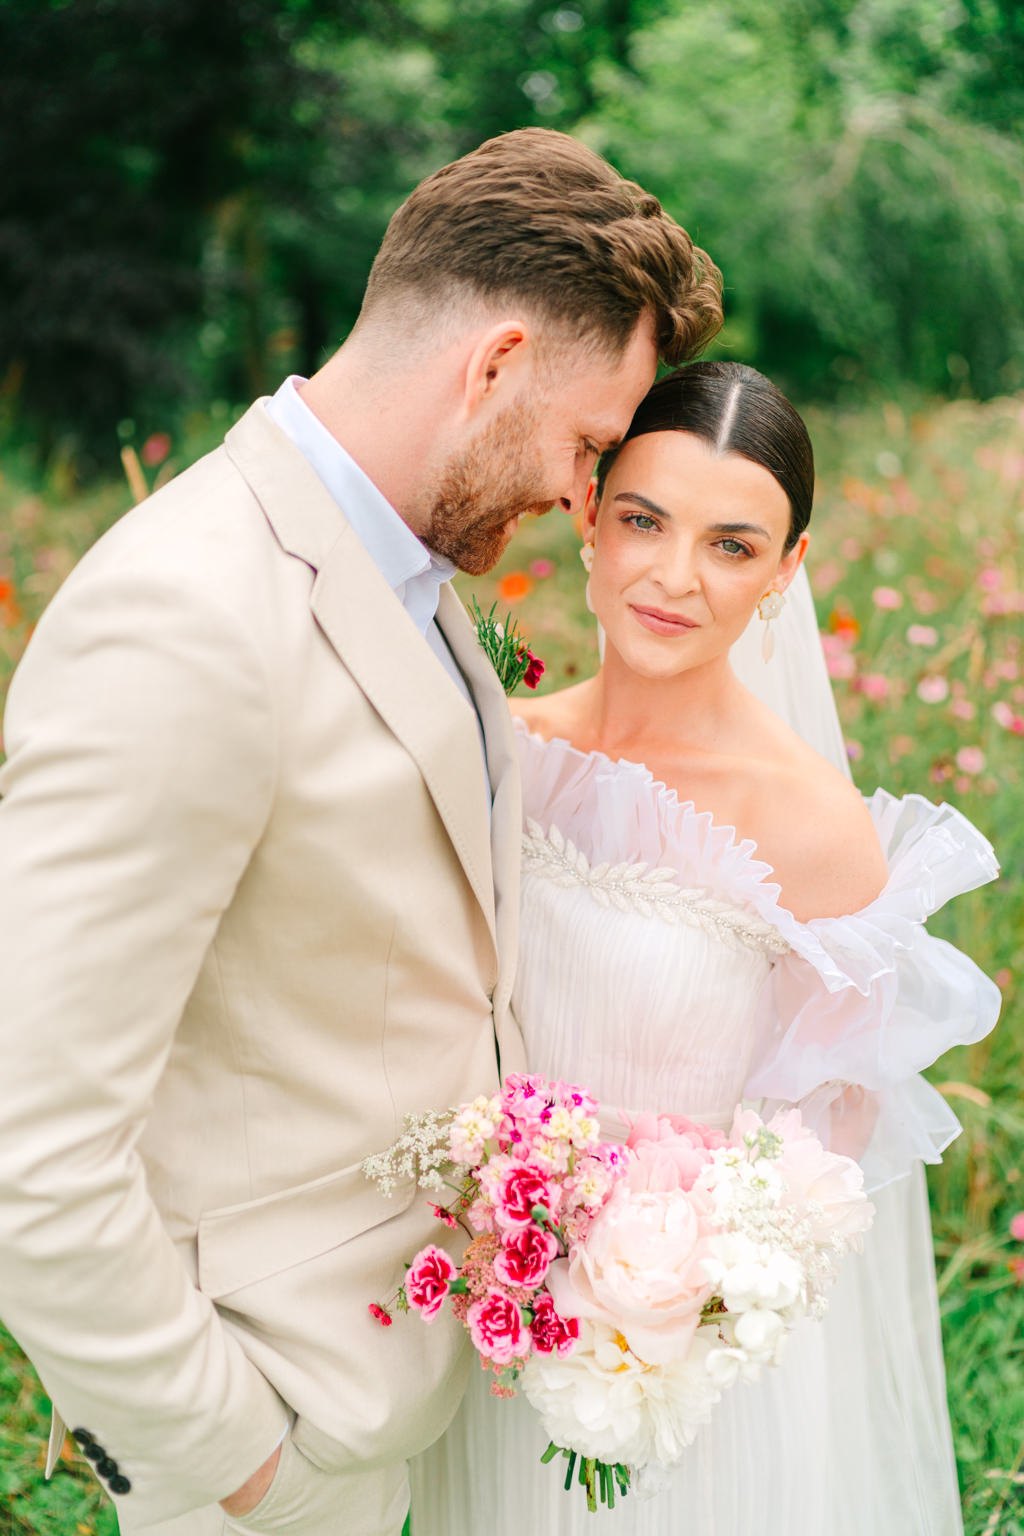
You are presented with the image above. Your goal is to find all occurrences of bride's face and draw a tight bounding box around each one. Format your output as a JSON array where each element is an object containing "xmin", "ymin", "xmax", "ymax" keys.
[{"xmin": 586, "ymin": 430, "xmax": 808, "ymax": 680}]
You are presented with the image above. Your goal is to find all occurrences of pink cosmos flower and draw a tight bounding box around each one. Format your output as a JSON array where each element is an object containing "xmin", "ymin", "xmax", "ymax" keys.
[
  {"xmin": 950, "ymin": 699, "xmax": 976, "ymax": 720},
  {"xmin": 467, "ymin": 1287, "xmax": 532, "ymax": 1363},
  {"xmin": 917, "ymin": 675, "xmax": 949, "ymax": 704},
  {"xmin": 405, "ymin": 1245, "xmax": 457, "ymax": 1320},
  {"xmin": 906, "ymin": 624, "xmax": 938, "ymax": 647},
  {"xmin": 140, "ymin": 431, "xmax": 171, "ymax": 467},
  {"xmin": 529, "ymin": 558, "xmax": 556, "ymax": 579},
  {"xmin": 1010, "ymin": 1212, "xmax": 1024, "ymax": 1242},
  {"xmin": 625, "ymin": 1113, "xmax": 727, "ymax": 1193},
  {"xmin": 528, "ymin": 1292, "xmax": 579, "ymax": 1357},
  {"xmin": 493, "ymin": 1224, "xmax": 559, "ymax": 1288},
  {"xmin": 955, "ymin": 746, "xmax": 986, "ymax": 775},
  {"xmin": 992, "ymin": 701, "xmax": 1024, "ymax": 734},
  {"xmin": 495, "ymin": 1166, "xmax": 557, "ymax": 1230},
  {"xmin": 872, "ymin": 586, "xmax": 903, "ymax": 610},
  {"xmin": 857, "ymin": 673, "xmax": 890, "ymax": 702}
]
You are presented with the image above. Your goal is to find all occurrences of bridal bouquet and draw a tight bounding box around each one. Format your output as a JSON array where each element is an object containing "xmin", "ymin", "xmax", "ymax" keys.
[{"xmin": 363, "ymin": 1076, "xmax": 873, "ymax": 1511}]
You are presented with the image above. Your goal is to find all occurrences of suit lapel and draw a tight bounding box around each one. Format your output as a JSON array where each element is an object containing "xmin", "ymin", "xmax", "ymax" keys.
[
  {"xmin": 225, "ymin": 403, "xmax": 498, "ymax": 946},
  {"xmin": 436, "ymin": 587, "xmax": 522, "ymax": 1026}
]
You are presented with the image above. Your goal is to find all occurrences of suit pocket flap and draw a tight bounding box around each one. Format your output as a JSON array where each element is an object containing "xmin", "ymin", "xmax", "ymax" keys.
[{"xmin": 197, "ymin": 1160, "xmax": 415, "ymax": 1299}]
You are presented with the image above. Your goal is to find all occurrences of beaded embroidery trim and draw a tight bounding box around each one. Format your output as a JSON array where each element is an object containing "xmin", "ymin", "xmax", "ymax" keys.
[{"xmin": 523, "ymin": 819, "xmax": 790, "ymax": 957}]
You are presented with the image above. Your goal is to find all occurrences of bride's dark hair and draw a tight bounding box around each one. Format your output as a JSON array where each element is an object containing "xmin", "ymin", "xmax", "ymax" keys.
[{"xmin": 595, "ymin": 360, "xmax": 814, "ymax": 551}]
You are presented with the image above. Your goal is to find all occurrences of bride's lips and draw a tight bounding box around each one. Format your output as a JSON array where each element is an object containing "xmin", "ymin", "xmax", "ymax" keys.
[{"xmin": 630, "ymin": 604, "xmax": 699, "ymax": 637}]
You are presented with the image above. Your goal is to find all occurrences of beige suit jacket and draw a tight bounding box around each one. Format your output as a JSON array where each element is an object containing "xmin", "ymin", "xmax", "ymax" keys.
[{"xmin": 0, "ymin": 402, "xmax": 525, "ymax": 1526}]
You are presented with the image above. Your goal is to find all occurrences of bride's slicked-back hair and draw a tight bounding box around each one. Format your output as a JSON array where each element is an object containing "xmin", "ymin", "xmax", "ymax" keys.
[{"xmin": 596, "ymin": 361, "xmax": 814, "ymax": 550}]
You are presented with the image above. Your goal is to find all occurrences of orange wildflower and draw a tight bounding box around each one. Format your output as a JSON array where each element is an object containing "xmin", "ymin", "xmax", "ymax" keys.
[{"xmin": 497, "ymin": 572, "xmax": 533, "ymax": 604}]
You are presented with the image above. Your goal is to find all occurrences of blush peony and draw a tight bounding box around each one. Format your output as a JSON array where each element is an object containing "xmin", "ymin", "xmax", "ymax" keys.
[{"xmin": 546, "ymin": 1178, "xmax": 714, "ymax": 1366}]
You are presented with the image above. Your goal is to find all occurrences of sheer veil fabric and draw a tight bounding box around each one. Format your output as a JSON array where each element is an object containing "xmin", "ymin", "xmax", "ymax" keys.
[
  {"xmin": 731, "ymin": 565, "xmax": 965, "ymax": 1535},
  {"xmin": 409, "ymin": 566, "xmax": 970, "ymax": 1535}
]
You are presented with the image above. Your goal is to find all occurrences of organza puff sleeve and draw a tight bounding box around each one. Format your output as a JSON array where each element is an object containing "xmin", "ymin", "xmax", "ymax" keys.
[{"xmin": 744, "ymin": 790, "xmax": 1001, "ymax": 1190}]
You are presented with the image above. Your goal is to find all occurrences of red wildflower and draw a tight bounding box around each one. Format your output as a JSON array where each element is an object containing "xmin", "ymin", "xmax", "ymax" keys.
[
  {"xmin": 523, "ymin": 651, "xmax": 545, "ymax": 690},
  {"xmin": 368, "ymin": 1302, "xmax": 393, "ymax": 1327}
]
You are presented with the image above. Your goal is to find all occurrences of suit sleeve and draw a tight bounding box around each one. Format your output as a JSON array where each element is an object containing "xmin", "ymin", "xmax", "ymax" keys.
[{"xmin": 0, "ymin": 561, "xmax": 291, "ymax": 1522}]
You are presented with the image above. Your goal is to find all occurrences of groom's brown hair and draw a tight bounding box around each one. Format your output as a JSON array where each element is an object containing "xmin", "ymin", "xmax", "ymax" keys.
[{"xmin": 361, "ymin": 128, "xmax": 723, "ymax": 365}]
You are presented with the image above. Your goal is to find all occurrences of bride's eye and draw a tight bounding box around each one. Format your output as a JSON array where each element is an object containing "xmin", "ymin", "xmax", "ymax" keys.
[
  {"xmin": 624, "ymin": 512, "xmax": 658, "ymax": 533},
  {"xmin": 717, "ymin": 537, "xmax": 753, "ymax": 558}
]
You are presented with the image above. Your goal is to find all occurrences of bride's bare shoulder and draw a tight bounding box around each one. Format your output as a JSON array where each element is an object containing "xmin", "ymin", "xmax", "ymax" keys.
[
  {"xmin": 509, "ymin": 682, "xmax": 592, "ymax": 742},
  {"xmin": 746, "ymin": 727, "xmax": 888, "ymax": 921}
]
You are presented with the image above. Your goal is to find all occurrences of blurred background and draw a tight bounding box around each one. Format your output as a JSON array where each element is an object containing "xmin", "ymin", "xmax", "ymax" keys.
[
  {"xmin": 1, "ymin": 0, "xmax": 1022, "ymax": 469},
  {"xmin": 1, "ymin": 3, "xmax": 1023, "ymax": 1534}
]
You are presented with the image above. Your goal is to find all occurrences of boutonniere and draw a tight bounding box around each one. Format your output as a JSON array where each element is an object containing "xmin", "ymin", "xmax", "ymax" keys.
[{"xmin": 469, "ymin": 597, "xmax": 545, "ymax": 696}]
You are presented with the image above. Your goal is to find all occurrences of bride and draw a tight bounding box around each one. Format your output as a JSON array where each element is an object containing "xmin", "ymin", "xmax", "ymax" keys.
[{"xmin": 410, "ymin": 360, "xmax": 1000, "ymax": 1534}]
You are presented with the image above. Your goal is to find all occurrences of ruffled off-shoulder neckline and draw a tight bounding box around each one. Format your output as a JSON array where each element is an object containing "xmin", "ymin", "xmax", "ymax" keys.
[{"xmin": 513, "ymin": 718, "xmax": 999, "ymax": 998}]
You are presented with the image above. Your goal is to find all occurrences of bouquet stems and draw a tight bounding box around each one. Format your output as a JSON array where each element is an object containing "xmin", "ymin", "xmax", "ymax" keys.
[{"xmin": 541, "ymin": 1442, "xmax": 631, "ymax": 1512}]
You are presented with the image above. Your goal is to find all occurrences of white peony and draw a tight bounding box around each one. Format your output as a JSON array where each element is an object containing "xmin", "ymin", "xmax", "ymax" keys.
[{"xmin": 522, "ymin": 1320, "xmax": 724, "ymax": 1469}]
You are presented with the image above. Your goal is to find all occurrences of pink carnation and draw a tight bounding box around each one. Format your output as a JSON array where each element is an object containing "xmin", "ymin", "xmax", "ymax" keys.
[
  {"xmin": 529, "ymin": 1291, "xmax": 579, "ymax": 1356},
  {"xmin": 405, "ymin": 1245, "xmax": 456, "ymax": 1320},
  {"xmin": 495, "ymin": 1166, "xmax": 556, "ymax": 1231},
  {"xmin": 494, "ymin": 1224, "xmax": 559, "ymax": 1288},
  {"xmin": 467, "ymin": 1287, "xmax": 531, "ymax": 1364}
]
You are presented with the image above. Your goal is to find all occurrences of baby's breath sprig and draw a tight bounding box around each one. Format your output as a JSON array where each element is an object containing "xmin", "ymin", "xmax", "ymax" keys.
[
  {"xmin": 469, "ymin": 598, "xmax": 545, "ymax": 696},
  {"xmin": 361, "ymin": 1109, "xmax": 459, "ymax": 1195}
]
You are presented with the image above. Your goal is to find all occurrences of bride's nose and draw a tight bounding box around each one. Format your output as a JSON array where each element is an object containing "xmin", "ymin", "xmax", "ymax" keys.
[{"xmin": 651, "ymin": 540, "xmax": 701, "ymax": 596}]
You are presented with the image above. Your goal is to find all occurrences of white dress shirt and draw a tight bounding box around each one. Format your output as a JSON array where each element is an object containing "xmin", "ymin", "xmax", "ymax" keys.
[{"xmin": 266, "ymin": 377, "xmax": 490, "ymax": 796}]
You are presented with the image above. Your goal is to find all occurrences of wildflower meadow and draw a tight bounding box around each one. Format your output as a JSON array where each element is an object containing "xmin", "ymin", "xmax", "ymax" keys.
[{"xmin": 0, "ymin": 390, "xmax": 1022, "ymax": 1535}]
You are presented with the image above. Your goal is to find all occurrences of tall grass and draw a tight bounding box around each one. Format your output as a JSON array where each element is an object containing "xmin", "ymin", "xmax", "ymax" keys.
[{"xmin": 0, "ymin": 393, "xmax": 1021, "ymax": 1534}]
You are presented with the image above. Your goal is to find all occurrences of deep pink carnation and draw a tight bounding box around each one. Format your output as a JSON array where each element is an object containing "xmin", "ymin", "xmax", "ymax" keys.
[
  {"xmin": 467, "ymin": 1287, "xmax": 531, "ymax": 1364},
  {"xmin": 496, "ymin": 1166, "xmax": 555, "ymax": 1231},
  {"xmin": 529, "ymin": 1292, "xmax": 579, "ymax": 1357},
  {"xmin": 493, "ymin": 1224, "xmax": 559, "ymax": 1288},
  {"xmin": 405, "ymin": 1244, "xmax": 456, "ymax": 1320}
]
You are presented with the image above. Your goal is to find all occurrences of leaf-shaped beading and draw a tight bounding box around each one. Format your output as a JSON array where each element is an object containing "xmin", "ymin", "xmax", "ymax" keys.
[{"xmin": 521, "ymin": 821, "xmax": 790, "ymax": 956}]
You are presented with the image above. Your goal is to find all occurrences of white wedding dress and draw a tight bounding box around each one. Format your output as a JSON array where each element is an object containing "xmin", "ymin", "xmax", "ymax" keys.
[{"xmin": 410, "ymin": 573, "xmax": 1000, "ymax": 1536}]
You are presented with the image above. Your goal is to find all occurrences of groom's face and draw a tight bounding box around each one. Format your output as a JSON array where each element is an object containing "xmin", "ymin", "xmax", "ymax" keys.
[{"xmin": 424, "ymin": 316, "xmax": 658, "ymax": 575}]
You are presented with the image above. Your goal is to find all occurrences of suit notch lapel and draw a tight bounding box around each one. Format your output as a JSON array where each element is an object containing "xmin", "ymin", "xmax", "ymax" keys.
[{"xmin": 311, "ymin": 535, "xmax": 498, "ymax": 943}]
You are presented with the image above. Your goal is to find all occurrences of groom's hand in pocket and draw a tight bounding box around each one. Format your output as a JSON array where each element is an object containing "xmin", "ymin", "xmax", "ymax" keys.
[{"xmin": 220, "ymin": 1444, "xmax": 283, "ymax": 1517}]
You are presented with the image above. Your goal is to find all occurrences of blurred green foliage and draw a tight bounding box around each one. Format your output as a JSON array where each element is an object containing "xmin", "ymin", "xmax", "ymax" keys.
[{"xmin": 1, "ymin": 0, "xmax": 1021, "ymax": 467}]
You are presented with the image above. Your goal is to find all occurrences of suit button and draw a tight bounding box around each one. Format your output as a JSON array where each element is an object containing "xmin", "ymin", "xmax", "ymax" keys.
[
  {"xmin": 72, "ymin": 1428, "xmax": 94, "ymax": 1445},
  {"xmin": 84, "ymin": 1443, "xmax": 104, "ymax": 1462},
  {"xmin": 96, "ymin": 1457, "xmax": 118, "ymax": 1479},
  {"xmin": 109, "ymin": 1474, "xmax": 132, "ymax": 1495}
]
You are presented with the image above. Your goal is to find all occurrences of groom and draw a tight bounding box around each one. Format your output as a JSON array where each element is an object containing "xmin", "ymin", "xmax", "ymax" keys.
[{"xmin": 0, "ymin": 128, "xmax": 721, "ymax": 1535}]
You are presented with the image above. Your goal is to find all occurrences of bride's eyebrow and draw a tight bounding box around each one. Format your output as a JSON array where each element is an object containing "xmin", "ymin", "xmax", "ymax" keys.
[
  {"xmin": 612, "ymin": 491, "xmax": 669, "ymax": 517},
  {"xmin": 709, "ymin": 520, "xmax": 771, "ymax": 540}
]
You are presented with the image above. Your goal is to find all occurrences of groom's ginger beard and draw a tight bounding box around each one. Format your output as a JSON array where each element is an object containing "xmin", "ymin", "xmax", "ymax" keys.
[{"xmin": 425, "ymin": 396, "xmax": 556, "ymax": 575}]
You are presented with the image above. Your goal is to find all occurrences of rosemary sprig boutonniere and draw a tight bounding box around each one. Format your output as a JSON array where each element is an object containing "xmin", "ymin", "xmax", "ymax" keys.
[{"xmin": 469, "ymin": 597, "xmax": 545, "ymax": 696}]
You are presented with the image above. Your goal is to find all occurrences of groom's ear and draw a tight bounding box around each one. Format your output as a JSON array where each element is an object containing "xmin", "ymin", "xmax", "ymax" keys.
[{"xmin": 461, "ymin": 320, "xmax": 532, "ymax": 416}]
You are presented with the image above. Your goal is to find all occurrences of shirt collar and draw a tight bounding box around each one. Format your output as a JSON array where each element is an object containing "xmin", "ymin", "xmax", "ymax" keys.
[{"xmin": 265, "ymin": 376, "xmax": 455, "ymax": 615}]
